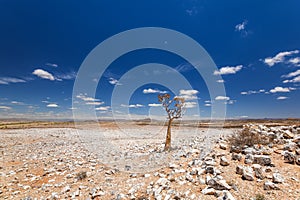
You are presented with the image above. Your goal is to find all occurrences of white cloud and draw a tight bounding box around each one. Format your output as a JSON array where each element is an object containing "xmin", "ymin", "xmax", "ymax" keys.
[
  {"xmin": 45, "ymin": 63, "xmax": 58, "ymax": 67},
  {"xmin": 270, "ymin": 86, "xmax": 292, "ymax": 93},
  {"xmin": 184, "ymin": 102, "xmax": 197, "ymax": 108},
  {"xmin": 240, "ymin": 89, "xmax": 265, "ymax": 95},
  {"xmin": 204, "ymin": 100, "xmax": 211, "ymax": 103},
  {"xmin": 240, "ymin": 116, "xmax": 249, "ymax": 118},
  {"xmin": 263, "ymin": 50, "xmax": 299, "ymax": 67},
  {"xmin": 85, "ymin": 101, "xmax": 104, "ymax": 106},
  {"xmin": 277, "ymin": 96, "xmax": 288, "ymax": 100},
  {"xmin": 148, "ymin": 103, "xmax": 161, "ymax": 107},
  {"xmin": 76, "ymin": 94, "xmax": 104, "ymax": 105},
  {"xmin": 76, "ymin": 94, "xmax": 100, "ymax": 102},
  {"xmin": 283, "ymin": 69, "xmax": 300, "ymax": 78},
  {"xmin": 0, "ymin": 77, "xmax": 26, "ymax": 85},
  {"xmin": 11, "ymin": 101, "xmax": 24, "ymax": 105},
  {"xmin": 226, "ymin": 100, "xmax": 236, "ymax": 105},
  {"xmin": 283, "ymin": 76, "xmax": 300, "ymax": 83},
  {"xmin": 32, "ymin": 69, "xmax": 55, "ymax": 81},
  {"xmin": 204, "ymin": 103, "xmax": 211, "ymax": 107},
  {"xmin": 289, "ymin": 57, "xmax": 300, "ymax": 65},
  {"xmin": 213, "ymin": 65, "xmax": 242, "ymax": 75},
  {"xmin": 56, "ymin": 72, "xmax": 77, "ymax": 80},
  {"xmin": 121, "ymin": 104, "xmax": 144, "ymax": 108},
  {"xmin": 109, "ymin": 78, "xmax": 122, "ymax": 85},
  {"xmin": 143, "ymin": 88, "xmax": 167, "ymax": 94},
  {"xmin": 47, "ymin": 103, "xmax": 59, "ymax": 108},
  {"xmin": 177, "ymin": 89, "xmax": 199, "ymax": 101},
  {"xmin": 0, "ymin": 106, "xmax": 11, "ymax": 110},
  {"xmin": 215, "ymin": 96, "xmax": 230, "ymax": 101},
  {"xmin": 179, "ymin": 89, "xmax": 198, "ymax": 96},
  {"xmin": 235, "ymin": 20, "xmax": 247, "ymax": 31},
  {"xmin": 217, "ymin": 79, "xmax": 225, "ymax": 83},
  {"xmin": 95, "ymin": 106, "xmax": 110, "ymax": 111}
]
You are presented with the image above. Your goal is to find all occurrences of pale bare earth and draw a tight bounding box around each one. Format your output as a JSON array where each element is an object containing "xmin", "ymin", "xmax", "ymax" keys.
[{"xmin": 0, "ymin": 123, "xmax": 299, "ymax": 200}]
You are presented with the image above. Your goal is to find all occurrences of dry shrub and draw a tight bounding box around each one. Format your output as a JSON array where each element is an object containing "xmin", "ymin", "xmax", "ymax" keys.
[
  {"xmin": 255, "ymin": 194, "xmax": 266, "ymax": 200},
  {"xmin": 75, "ymin": 171, "xmax": 87, "ymax": 180},
  {"xmin": 229, "ymin": 127, "xmax": 270, "ymax": 148}
]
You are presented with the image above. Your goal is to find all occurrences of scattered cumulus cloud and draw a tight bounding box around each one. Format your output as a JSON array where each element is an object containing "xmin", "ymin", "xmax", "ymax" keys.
[
  {"xmin": 0, "ymin": 77, "xmax": 26, "ymax": 85},
  {"xmin": 95, "ymin": 106, "xmax": 110, "ymax": 111},
  {"xmin": 76, "ymin": 94, "xmax": 100, "ymax": 102},
  {"xmin": 143, "ymin": 88, "xmax": 167, "ymax": 94},
  {"xmin": 277, "ymin": 96, "xmax": 288, "ymax": 100},
  {"xmin": 0, "ymin": 106, "xmax": 11, "ymax": 110},
  {"xmin": 178, "ymin": 89, "xmax": 199, "ymax": 101},
  {"xmin": 47, "ymin": 103, "xmax": 59, "ymax": 108},
  {"xmin": 217, "ymin": 79, "xmax": 225, "ymax": 83},
  {"xmin": 85, "ymin": 101, "xmax": 104, "ymax": 106},
  {"xmin": 204, "ymin": 103, "xmax": 211, "ymax": 107},
  {"xmin": 214, "ymin": 65, "xmax": 242, "ymax": 75},
  {"xmin": 11, "ymin": 101, "xmax": 24, "ymax": 105},
  {"xmin": 56, "ymin": 72, "xmax": 77, "ymax": 80},
  {"xmin": 121, "ymin": 104, "xmax": 144, "ymax": 108},
  {"xmin": 288, "ymin": 57, "xmax": 300, "ymax": 66},
  {"xmin": 263, "ymin": 50, "xmax": 299, "ymax": 67},
  {"xmin": 283, "ymin": 76, "xmax": 300, "ymax": 83},
  {"xmin": 148, "ymin": 103, "xmax": 161, "ymax": 107},
  {"xmin": 269, "ymin": 86, "xmax": 294, "ymax": 93},
  {"xmin": 282, "ymin": 69, "xmax": 300, "ymax": 78},
  {"xmin": 235, "ymin": 20, "xmax": 247, "ymax": 31},
  {"xmin": 215, "ymin": 96, "xmax": 230, "ymax": 101},
  {"xmin": 76, "ymin": 94, "xmax": 104, "ymax": 106},
  {"xmin": 108, "ymin": 78, "xmax": 122, "ymax": 85},
  {"xmin": 32, "ymin": 69, "xmax": 55, "ymax": 81},
  {"xmin": 241, "ymin": 89, "xmax": 265, "ymax": 95},
  {"xmin": 282, "ymin": 69, "xmax": 300, "ymax": 83},
  {"xmin": 45, "ymin": 63, "xmax": 58, "ymax": 67},
  {"xmin": 235, "ymin": 20, "xmax": 249, "ymax": 36},
  {"xmin": 184, "ymin": 102, "xmax": 197, "ymax": 108}
]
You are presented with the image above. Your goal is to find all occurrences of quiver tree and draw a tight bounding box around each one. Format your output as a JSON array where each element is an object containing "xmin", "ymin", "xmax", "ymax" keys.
[{"xmin": 158, "ymin": 94, "xmax": 185, "ymax": 151}]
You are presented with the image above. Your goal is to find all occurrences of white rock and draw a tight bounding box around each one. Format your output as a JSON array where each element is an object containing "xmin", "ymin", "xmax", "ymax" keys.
[
  {"xmin": 201, "ymin": 187, "xmax": 216, "ymax": 195},
  {"xmin": 264, "ymin": 181, "xmax": 280, "ymax": 190},
  {"xmin": 220, "ymin": 156, "xmax": 230, "ymax": 166},
  {"xmin": 273, "ymin": 173, "xmax": 284, "ymax": 183}
]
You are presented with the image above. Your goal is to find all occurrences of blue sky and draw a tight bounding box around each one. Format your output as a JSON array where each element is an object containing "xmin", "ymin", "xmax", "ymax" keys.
[{"xmin": 0, "ymin": 0, "xmax": 300, "ymax": 120}]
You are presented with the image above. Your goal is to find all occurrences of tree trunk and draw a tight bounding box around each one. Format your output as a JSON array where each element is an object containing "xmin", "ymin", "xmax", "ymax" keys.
[{"xmin": 164, "ymin": 118, "xmax": 173, "ymax": 151}]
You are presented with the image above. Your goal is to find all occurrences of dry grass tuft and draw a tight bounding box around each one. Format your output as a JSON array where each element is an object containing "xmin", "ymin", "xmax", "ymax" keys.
[{"xmin": 228, "ymin": 127, "xmax": 271, "ymax": 147}]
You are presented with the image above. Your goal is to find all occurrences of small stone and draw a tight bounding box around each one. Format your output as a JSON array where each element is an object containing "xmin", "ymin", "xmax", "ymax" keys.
[
  {"xmin": 207, "ymin": 178, "xmax": 231, "ymax": 190},
  {"xmin": 217, "ymin": 190, "xmax": 236, "ymax": 200},
  {"xmin": 252, "ymin": 164, "xmax": 264, "ymax": 180},
  {"xmin": 236, "ymin": 165, "xmax": 244, "ymax": 175},
  {"xmin": 272, "ymin": 173, "xmax": 284, "ymax": 183},
  {"xmin": 144, "ymin": 174, "xmax": 151, "ymax": 178},
  {"xmin": 220, "ymin": 143, "xmax": 227, "ymax": 150},
  {"xmin": 201, "ymin": 187, "xmax": 215, "ymax": 195},
  {"xmin": 61, "ymin": 185, "xmax": 71, "ymax": 193},
  {"xmin": 284, "ymin": 151, "xmax": 296, "ymax": 164},
  {"xmin": 220, "ymin": 156, "xmax": 230, "ymax": 166},
  {"xmin": 253, "ymin": 155, "xmax": 271, "ymax": 166},
  {"xmin": 155, "ymin": 178, "xmax": 169, "ymax": 186},
  {"xmin": 296, "ymin": 156, "xmax": 300, "ymax": 165},
  {"xmin": 205, "ymin": 166, "xmax": 215, "ymax": 174},
  {"xmin": 244, "ymin": 154, "xmax": 254, "ymax": 164},
  {"xmin": 242, "ymin": 167, "xmax": 254, "ymax": 181},
  {"xmin": 169, "ymin": 163, "xmax": 179, "ymax": 169},
  {"xmin": 283, "ymin": 130, "xmax": 294, "ymax": 139},
  {"xmin": 231, "ymin": 153, "xmax": 242, "ymax": 161},
  {"xmin": 264, "ymin": 181, "xmax": 280, "ymax": 190}
]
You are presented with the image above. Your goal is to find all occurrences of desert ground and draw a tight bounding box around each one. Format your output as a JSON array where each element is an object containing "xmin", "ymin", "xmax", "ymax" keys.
[{"xmin": 0, "ymin": 119, "xmax": 300, "ymax": 200}]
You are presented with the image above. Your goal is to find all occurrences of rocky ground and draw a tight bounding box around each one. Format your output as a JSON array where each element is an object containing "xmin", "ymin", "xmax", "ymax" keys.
[{"xmin": 0, "ymin": 123, "xmax": 300, "ymax": 200}]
